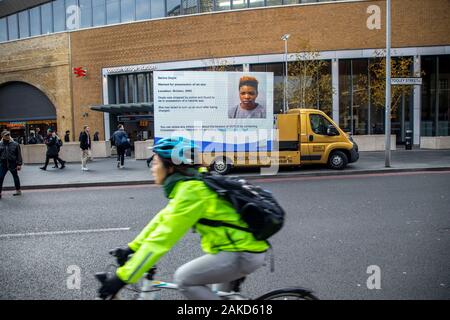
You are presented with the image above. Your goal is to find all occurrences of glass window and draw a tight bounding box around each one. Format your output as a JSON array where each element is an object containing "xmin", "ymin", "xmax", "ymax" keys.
[
  {"xmin": 422, "ymin": 55, "xmax": 450, "ymax": 137},
  {"xmin": 135, "ymin": 0, "xmax": 151, "ymax": 20},
  {"xmin": 93, "ymin": 0, "xmax": 106, "ymax": 26},
  {"xmin": 7, "ymin": 14, "xmax": 19, "ymax": 40},
  {"xmin": 118, "ymin": 75, "xmax": 127, "ymax": 103},
  {"xmin": 421, "ymin": 56, "xmax": 437, "ymax": 136},
  {"xmin": 53, "ymin": 0, "xmax": 65, "ymax": 31},
  {"xmin": 368, "ymin": 57, "xmax": 384, "ymax": 134},
  {"xmin": 310, "ymin": 113, "xmax": 334, "ymax": 136},
  {"xmin": 147, "ymin": 73, "xmax": 153, "ymax": 102},
  {"xmin": 80, "ymin": 0, "xmax": 93, "ymax": 28},
  {"xmin": 351, "ymin": 59, "xmax": 369, "ymax": 135},
  {"xmin": 151, "ymin": 0, "xmax": 165, "ymax": 18},
  {"xmin": 249, "ymin": 0, "xmax": 264, "ymax": 7},
  {"xmin": 339, "ymin": 59, "xmax": 352, "ymax": 133},
  {"xmin": 267, "ymin": 0, "xmax": 283, "ymax": 5},
  {"xmin": 18, "ymin": 11, "xmax": 30, "ymax": 38},
  {"xmin": 266, "ymin": 63, "xmax": 284, "ymax": 114},
  {"xmin": 0, "ymin": 18, "xmax": 7, "ymax": 42},
  {"xmin": 200, "ymin": 0, "xmax": 214, "ymax": 12},
  {"xmin": 128, "ymin": 74, "xmax": 135, "ymax": 102},
  {"xmin": 285, "ymin": 0, "xmax": 299, "ymax": 4},
  {"xmin": 167, "ymin": 0, "xmax": 181, "ymax": 16},
  {"xmin": 438, "ymin": 55, "xmax": 450, "ymax": 136},
  {"xmin": 232, "ymin": 0, "xmax": 247, "ymax": 9},
  {"xmin": 183, "ymin": 0, "xmax": 198, "ymax": 14},
  {"xmin": 30, "ymin": 6, "xmax": 42, "ymax": 36},
  {"xmin": 41, "ymin": 3, "xmax": 53, "ymax": 34},
  {"xmin": 250, "ymin": 64, "xmax": 266, "ymax": 72},
  {"xmin": 318, "ymin": 61, "xmax": 333, "ymax": 117},
  {"xmin": 106, "ymin": 0, "xmax": 120, "ymax": 24},
  {"xmin": 121, "ymin": 0, "xmax": 135, "ymax": 22},
  {"xmin": 137, "ymin": 74, "xmax": 147, "ymax": 102},
  {"xmin": 216, "ymin": 0, "xmax": 231, "ymax": 11}
]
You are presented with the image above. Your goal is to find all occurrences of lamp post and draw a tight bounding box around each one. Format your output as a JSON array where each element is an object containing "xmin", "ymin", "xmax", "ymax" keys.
[
  {"xmin": 281, "ymin": 34, "xmax": 290, "ymax": 114},
  {"xmin": 385, "ymin": 0, "xmax": 391, "ymax": 167}
]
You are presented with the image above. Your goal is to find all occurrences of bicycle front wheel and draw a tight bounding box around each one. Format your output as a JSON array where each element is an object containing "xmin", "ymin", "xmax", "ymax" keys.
[{"xmin": 256, "ymin": 288, "xmax": 319, "ymax": 300}]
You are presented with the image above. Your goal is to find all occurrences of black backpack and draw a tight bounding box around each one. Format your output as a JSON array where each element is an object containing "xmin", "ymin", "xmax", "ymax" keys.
[{"xmin": 197, "ymin": 173, "xmax": 285, "ymax": 241}]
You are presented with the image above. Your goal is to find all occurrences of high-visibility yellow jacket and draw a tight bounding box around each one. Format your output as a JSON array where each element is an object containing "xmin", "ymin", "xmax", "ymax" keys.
[{"xmin": 116, "ymin": 171, "xmax": 269, "ymax": 284}]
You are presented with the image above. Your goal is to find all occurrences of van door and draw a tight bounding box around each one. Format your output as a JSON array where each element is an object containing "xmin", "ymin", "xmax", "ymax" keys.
[{"xmin": 305, "ymin": 113, "xmax": 342, "ymax": 163}]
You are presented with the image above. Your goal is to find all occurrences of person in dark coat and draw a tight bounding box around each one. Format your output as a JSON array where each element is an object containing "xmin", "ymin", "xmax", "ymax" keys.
[
  {"xmin": 35, "ymin": 128, "xmax": 44, "ymax": 144},
  {"xmin": 64, "ymin": 130, "xmax": 70, "ymax": 142},
  {"xmin": 79, "ymin": 125, "xmax": 91, "ymax": 171},
  {"xmin": 0, "ymin": 130, "xmax": 23, "ymax": 199},
  {"xmin": 40, "ymin": 129, "xmax": 66, "ymax": 170},
  {"xmin": 93, "ymin": 131, "xmax": 100, "ymax": 141},
  {"xmin": 28, "ymin": 132, "xmax": 38, "ymax": 144},
  {"xmin": 111, "ymin": 124, "xmax": 129, "ymax": 169},
  {"xmin": 54, "ymin": 132, "xmax": 66, "ymax": 168}
]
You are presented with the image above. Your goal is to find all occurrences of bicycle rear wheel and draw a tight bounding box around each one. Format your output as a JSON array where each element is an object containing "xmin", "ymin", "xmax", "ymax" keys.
[{"xmin": 256, "ymin": 288, "xmax": 319, "ymax": 300}]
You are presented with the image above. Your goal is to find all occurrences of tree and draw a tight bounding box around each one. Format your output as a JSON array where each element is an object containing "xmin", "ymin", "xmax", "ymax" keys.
[
  {"xmin": 355, "ymin": 50, "xmax": 421, "ymax": 115},
  {"xmin": 281, "ymin": 41, "xmax": 334, "ymax": 115}
]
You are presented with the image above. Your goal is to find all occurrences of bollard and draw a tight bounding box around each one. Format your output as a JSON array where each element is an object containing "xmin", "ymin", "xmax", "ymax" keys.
[{"xmin": 405, "ymin": 130, "xmax": 412, "ymax": 150}]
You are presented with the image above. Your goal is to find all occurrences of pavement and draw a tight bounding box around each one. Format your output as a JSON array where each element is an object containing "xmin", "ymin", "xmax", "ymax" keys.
[{"xmin": 1, "ymin": 148, "xmax": 450, "ymax": 190}]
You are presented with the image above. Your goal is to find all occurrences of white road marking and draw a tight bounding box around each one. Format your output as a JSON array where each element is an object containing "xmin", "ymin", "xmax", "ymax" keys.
[{"xmin": 0, "ymin": 227, "xmax": 131, "ymax": 239}]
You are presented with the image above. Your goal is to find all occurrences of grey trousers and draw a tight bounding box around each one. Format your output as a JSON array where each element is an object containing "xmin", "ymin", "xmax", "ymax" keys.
[{"xmin": 173, "ymin": 251, "xmax": 266, "ymax": 300}]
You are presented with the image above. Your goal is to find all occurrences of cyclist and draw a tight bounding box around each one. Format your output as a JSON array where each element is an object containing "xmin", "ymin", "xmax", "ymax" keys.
[{"xmin": 98, "ymin": 137, "xmax": 269, "ymax": 299}]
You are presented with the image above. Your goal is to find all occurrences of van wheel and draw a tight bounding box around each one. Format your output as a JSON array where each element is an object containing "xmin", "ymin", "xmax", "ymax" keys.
[
  {"xmin": 211, "ymin": 158, "xmax": 232, "ymax": 175},
  {"xmin": 328, "ymin": 151, "xmax": 348, "ymax": 170}
]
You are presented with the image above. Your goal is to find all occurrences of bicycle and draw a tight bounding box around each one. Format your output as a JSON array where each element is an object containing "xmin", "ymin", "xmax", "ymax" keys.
[{"xmin": 95, "ymin": 250, "xmax": 319, "ymax": 300}]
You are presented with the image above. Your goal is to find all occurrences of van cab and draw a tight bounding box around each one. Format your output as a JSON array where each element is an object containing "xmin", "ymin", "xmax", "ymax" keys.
[{"xmin": 279, "ymin": 108, "xmax": 359, "ymax": 170}]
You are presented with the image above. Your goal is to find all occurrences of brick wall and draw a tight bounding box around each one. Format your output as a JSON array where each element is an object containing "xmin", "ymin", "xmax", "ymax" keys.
[
  {"xmin": 0, "ymin": 33, "xmax": 73, "ymax": 139},
  {"xmin": 1, "ymin": 0, "xmax": 449, "ymax": 140}
]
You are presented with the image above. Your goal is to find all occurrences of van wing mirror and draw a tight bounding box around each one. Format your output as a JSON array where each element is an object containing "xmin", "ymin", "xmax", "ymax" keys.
[{"xmin": 327, "ymin": 125, "xmax": 339, "ymax": 136}]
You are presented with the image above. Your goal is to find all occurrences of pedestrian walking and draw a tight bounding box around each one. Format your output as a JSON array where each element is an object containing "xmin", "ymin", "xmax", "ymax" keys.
[
  {"xmin": 35, "ymin": 128, "xmax": 44, "ymax": 144},
  {"xmin": 40, "ymin": 129, "xmax": 66, "ymax": 170},
  {"xmin": 64, "ymin": 130, "xmax": 70, "ymax": 143},
  {"xmin": 80, "ymin": 125, "xmax": 91, "ymax": 171},
  {"xmin": 54, "ymin": 132, "xmax": 66, "ymax": 169},
  {"xmin": 0, "ymin": 130, "xmax": 23, "ymax": 199},
  {"xmin": 93, "ymin": 131, "xmax": 100, "ymax": 141},
  {"xmin": 111, "ymin": 124, "xmax": 130, "ymax": 169}
]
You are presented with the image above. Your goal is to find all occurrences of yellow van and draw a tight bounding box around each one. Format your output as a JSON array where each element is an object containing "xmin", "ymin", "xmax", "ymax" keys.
[{"xmin": 205, "ymin": 108, "xmax": 359, "ymax": 174}]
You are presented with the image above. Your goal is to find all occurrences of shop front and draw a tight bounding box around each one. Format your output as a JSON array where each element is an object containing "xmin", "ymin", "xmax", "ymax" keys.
[
  {"xmin": 0, "ymin": 120, "xmax": 58, "ymax": 144},
  {"xmin": 90, "ymin": 102, "xmax": 153, "ymax": 152}
]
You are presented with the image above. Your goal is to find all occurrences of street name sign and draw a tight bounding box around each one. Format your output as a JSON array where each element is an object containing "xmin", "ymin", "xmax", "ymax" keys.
[{"xmin": 391, "ymin": 78, "xmax": 422, "ymax": 85}]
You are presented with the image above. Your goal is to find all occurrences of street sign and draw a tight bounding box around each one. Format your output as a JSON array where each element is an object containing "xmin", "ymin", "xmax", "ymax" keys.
[{"xmin": 391, "ymin": 77, "xmax": 422, "ymax": 85}]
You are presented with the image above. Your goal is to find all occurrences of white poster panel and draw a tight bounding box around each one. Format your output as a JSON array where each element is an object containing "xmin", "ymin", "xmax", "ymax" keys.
[{"xmin": 154, "ymin": 71, "xmax": 274, "ymax": 152}]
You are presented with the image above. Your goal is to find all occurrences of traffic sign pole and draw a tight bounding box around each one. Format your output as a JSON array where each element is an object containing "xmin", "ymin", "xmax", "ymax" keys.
[{"xmin": 385, "ymin": 0, "xmax": 391, "ymax": 167}]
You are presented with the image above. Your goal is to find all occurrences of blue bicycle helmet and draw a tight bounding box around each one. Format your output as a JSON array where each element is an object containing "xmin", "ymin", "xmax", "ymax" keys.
[{"xmin": 151, "ymin": 137, "xmax": 199, "ymax": 165}]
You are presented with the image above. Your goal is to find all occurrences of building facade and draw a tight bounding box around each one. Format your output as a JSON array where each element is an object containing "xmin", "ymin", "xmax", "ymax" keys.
[{"xmin": 0, "ymin": 0, "xmax": 449, "ymax": 145}]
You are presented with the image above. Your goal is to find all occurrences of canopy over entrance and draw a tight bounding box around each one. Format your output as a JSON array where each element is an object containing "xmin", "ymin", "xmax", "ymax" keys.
[{"xmin": 90, "ymin": 103, "xmax": 153, "ymax": 114}]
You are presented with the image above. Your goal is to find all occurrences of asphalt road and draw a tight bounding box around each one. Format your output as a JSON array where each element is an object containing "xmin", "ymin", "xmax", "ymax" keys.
[{"xmin": 0, "ymin": 171, "xmax": 449, "ymax": 300}]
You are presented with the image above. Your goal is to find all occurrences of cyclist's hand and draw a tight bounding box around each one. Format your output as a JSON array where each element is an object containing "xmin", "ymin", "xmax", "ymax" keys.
[
  {"xmin": 109, "ymin": 246, "xmax": 134, "ymax": 266},
  {"xmin": 98, "ymin": 274, "xmax": 126, "ymax": 300}
]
